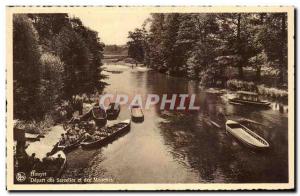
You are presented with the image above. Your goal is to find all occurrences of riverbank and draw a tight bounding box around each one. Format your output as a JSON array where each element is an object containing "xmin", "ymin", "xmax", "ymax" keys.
[
  {"xmin": 104, "ymin": 57, "xmax": 288, "ymax": 103},
  {"xmin": 226, "ymin": 79, "xmax": 288, "ymax": 101}
]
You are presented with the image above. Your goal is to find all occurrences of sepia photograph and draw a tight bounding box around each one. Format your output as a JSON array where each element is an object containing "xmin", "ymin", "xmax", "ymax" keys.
[{"xmin": 6, "ymin": 6, "xmax": 295, "ymax": 191}]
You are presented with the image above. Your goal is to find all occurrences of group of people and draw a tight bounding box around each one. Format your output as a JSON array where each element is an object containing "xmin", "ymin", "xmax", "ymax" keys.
[
  {"xmin": 59, "ymin": 122, "xmax": 91, "ymax": 146},
  {"xmin": 56, "ymin": 93, "xmax": 98, "ymax": 123},
  {"xmin": 16, "ymin": 152, "xmax": 65, "ymax": 173},
  {"xmin": 42, "ymin": 153, "xmax": 65, "ymax": 169},
  {"xmin": 59, "ymin": 119, "xmax": 117, "ymax": 145}
]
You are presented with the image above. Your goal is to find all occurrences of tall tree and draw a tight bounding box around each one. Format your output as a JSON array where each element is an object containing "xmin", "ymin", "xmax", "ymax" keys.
[
  {"xmin": 127, "ymin": 28, "xmax": 146, "ymax": 65},
  {"xmin": 13, "ymin": 14, "xmax": 41, "ymax": 119},
  {"xmin": 53, "ymin": 26, "xmax": 90, "ymax": 97},
  {"xmin": 161, "ymin": 13, "xmax": 183, "ymax": 76},
  {"xmin": 147, "ymin": 14, "xmax": 165, "ymax": 71},
  {"xmin": 128, "ymin": 12, "xmax": 288, "ymax": 88}
]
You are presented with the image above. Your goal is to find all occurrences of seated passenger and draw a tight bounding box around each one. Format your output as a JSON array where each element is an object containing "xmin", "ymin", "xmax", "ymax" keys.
[
  {"xmin": 28, "ymin": 153, "xmax": 37, "ymax": 169},
  {"xmin": 42, "ymin": 153, "xmax": 54, "ymax": 167},
  {"xmin": 56, "ymin": 154, "xmax": 65, "ymax": 166}
]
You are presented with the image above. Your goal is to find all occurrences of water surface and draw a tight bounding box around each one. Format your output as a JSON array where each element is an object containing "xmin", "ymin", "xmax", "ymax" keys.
[{"xmin": 63, "ymin": 64, "xmax": 288, "ymax": 183}]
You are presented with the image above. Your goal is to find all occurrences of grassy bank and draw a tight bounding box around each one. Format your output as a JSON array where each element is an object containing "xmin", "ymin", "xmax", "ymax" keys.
[
  {"xmin": 226, "ymin": 79, "xmax": 288, "ymax": 101},
  {"xmin": 14, "ymin": 100, "xmax": 73, "ymax": 134},
  {"xmin": 14, "ymin": 114, "xmax": 55, "ymax": 134}
]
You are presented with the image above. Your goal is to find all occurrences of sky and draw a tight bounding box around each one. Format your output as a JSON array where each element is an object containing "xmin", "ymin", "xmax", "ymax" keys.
[{"xmin": 69, "ymin": 10, "xmax": 151, "ymax": 45}]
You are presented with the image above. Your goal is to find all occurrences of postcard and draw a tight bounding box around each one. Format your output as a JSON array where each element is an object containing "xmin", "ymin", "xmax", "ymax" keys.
[{"xmin": 6, "ymin": 6, "xmax": 295, "ymax": 191}]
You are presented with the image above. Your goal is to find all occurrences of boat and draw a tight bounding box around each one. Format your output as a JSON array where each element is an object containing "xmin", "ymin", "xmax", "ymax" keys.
[
  {"xmin": 33, "ymin": 150, "xmax": 66, "ymax": 179},
  {"xmin": 131, "ymin": 105, "xmax": 144, "ymax": 122},
  {"xmin": 228, "ymin": 91, "xmax": 271, "ymax": 107},
  {"xmin": 225, "ymin": 120, "xmax": 270, "ymax": 149},
  {"xmin": 56, "ymin": 137, "xmax": 83, "ymax": 153},
  {"xmin": 106, "ymin": 102, "xmax": 121, "ymax": 120},
  {"xmin": 81, "ymin": 119, "xmax": 131, "ymax": 149},
  {"xmin": 25, "ymin": 133, "xmax": 42, "ymax": 141},
  {"xmin": 91, "ymin": 106, "xmax": 107, "ymax": 127}
]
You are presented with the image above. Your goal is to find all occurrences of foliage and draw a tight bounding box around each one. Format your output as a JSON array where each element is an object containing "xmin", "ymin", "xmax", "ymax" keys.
[
  {"xmin": 39, "ymin": 53, "xmax": 64, "ymax": 115},
  {"xmin": 226, "ymin": 79, "xmax": 257, "ymax": 92},
  {"xmin": 13, "ymin": 14, "xmax": 41, "ymax": 119},
  {"xmin": 128, "ymin": 13, "xmax": 288, "ymax": 90},
  {"xmin": 127, "ymin": 28, "xmax": 147, "ymax": 64},
  {"xmin": 13, "ymin": 14, "xmax": 105, "ymax": 121},
  {"xmin": 226, "ymin": 79, "xmax": 288, "ymax": 100},
  {"xmin": 104, "ymin": 45, "xmax": 128, "ymax": 55},
  {"xmin": 257, "ymin": 85, "xmax": 288, "ymax": 100}
]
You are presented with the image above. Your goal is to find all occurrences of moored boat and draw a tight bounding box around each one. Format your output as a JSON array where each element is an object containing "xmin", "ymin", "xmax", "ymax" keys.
[
  {"xmin": 131, "ymin": 105, "xmax": 144, "ymax": 122},
  {"xmin": 91, "ymin": 106, "xmax": 107, "ymax": 127},
  {"xmin": 229, "ymin": 91, "xmax": 271, "ymax": 107},
  {"xmin": 32, "ymin": 150, "xmax": 67, "ymax": 179},
  {"xmin": 81, "ymin": 119, "xmax": 131, "ymax": 149},
  {"xmin": 106, "ymin": 102, "xmax": 121, "ymax": 119},
  {"xmin": 57, "ymin": 137, "xmax": 83, "ymax": 153},
  {"xmin": 25, "ymin": 133, "xmax": 42, "ymax": 141},
  {"xmin": 225, "ymin": 120, "xmax": 270, "ymax": 149}
]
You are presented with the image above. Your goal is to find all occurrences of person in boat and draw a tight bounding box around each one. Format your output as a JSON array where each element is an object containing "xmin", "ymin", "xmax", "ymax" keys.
[
  {"xmin": 56, "ymin": 154, "xmax": 65, "ymax": 167},
  {"xmin": 68, "ymin": 116, "xmax": 81, "ymax": 124},
  {"xmin": 79, "ymin": 128, "xmax": 85, "ymax": 136},
  {"xmin": 72, "ymin": 125, "xmax": 80, "ymax": 140},
  {"xmin": 75, "ymin": 95, "xmax": 84, "ymax": 115},
  {"xmin": 42, "ymin": 153, "xmax": 55, "ymax": 167},
  {"xmin": 94, "ymin": 134, "xmax": 101, "ymax": 140},
  {"xmin": 59, "ymin": 134, "xmax": 66, "ymax": 145},
  {"xmin": 28, "ymin": 153, "xmax": 38, "ymax": 170},
  {"xmin": 64, "ymin": 135, "xmax": 71, "ymax": 146},
  {"xmin": 84, "ymin": 132, "xmax": 94, "ymax": 141}
]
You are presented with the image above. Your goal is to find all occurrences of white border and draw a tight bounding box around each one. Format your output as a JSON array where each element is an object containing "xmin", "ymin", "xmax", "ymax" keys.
[{"xmin": 1, "ymin": 1, "xmax": 298, "ymax": 194}]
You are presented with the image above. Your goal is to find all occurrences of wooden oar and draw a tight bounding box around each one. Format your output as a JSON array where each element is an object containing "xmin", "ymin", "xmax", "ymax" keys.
[
  {"xmin": 238, "ymin": 118, "xmax": 267, "ymax": 127},
  {"xmin": 209, "ymin": 120, "xmax": 222, "ymax": 128}
]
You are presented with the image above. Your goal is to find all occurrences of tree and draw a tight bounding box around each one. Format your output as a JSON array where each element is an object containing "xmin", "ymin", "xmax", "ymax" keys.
[
  {"xmin": 161, "ymin": 13, "xmax": 184, "ymax": 76},
  {"xmin": 257, "ymin": 13, "xmax": 287, "ymax": 85},
  {"xmin": 13, "ymin": 14, "xmax": 41, "ymax": 119},
  {"xmin": 182, "ymin": 14, "xmax": 219, "ymax": 81},
  {"xmin": 129, "ymin": 12, "xmax": 288, "ymax": 88},
  {"xmin": 39, "ymin": 53, "xmax": 64, "ymax": 114},
  {"xmin": 127, "ymin": 28, "xmax": 146, "ymax": 65},
  {"xmin": 146, "ymin": 14, "xmax": 165, "ymax": 71},
  {"xmin": 70, "ymin": 17, "xmax": 105, "ymax": 92},
  {"xmin": 28, "ymin": 14, "xmax": 70, "ymax": 51},
  {"xmin": 53, "ymin": 26, "xmax": 91, "ymax": 97},
  {"xmin": 13, "ymin": 14, "xmax": 106, "ymax": 121}
]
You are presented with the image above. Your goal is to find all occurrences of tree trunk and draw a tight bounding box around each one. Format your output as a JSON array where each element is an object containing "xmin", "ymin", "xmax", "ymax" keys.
[
  {"xmin": 256, "ymin": 66, "xmax": 261, "ymax": 81},
  {"xmin": 278, "ymin": 14, "xmax": 286, "ymax": 85},
  {"xmin": 237, "ymin": 14, "xmax": 244, "ymax": 79}
]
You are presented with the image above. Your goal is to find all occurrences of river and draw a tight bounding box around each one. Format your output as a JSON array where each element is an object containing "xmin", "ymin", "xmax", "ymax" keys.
[{"xmin": 62, "ymin": 63, "xmax": 288, "ymax": 183}]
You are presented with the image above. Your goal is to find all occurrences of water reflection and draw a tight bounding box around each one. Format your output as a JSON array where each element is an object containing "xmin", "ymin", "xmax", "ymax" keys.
[{"xmin": 63, "ymin": 64, "xmax": 288, "ymax": 183}]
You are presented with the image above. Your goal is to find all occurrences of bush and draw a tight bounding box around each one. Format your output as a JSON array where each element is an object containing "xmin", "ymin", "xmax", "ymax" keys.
[
  {"xmin": 257, "ymin": 85, "xmax": 288, "ymax": 100},
  {"xmin": 226, "ymin": 79, "xmax": 288, "ymax": 100},
  {"xmin": 14, "ymin": 114, "xmax": 55, "ymax": 134},
  {"xmin": 226, "ymin": 79, "xmax": 257, "ymax": 91},
  {"xmin": 39, "ymin": 52, "xmax": 64, "ymax": 115}
]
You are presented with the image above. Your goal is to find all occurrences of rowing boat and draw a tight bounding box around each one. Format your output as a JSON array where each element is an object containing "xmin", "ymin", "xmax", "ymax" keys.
[
  {"xmin": 57, "ymin": 137, "xmax": 83, "ymax": 153},
  {"xmin": 39, "ymin": 150, "xmax": 67, "ymax": 178},
  {"xmin": 91, "ymin": 106, "xmax": 107, "ymax": 127},
  {"xmin": 107, "ymin": 102, "xmax": 121, "ymax": 120},
  {"xmin": 81, "ymin": 119, "xmax": 131, "ymax": 149},
  {"xmin": 131, "ymin": 105, "xmax": 144, "ymax": 122},
  {"xmin": 229, "ymin": 91, "xmax": 270, "ymax": 107},
  {"xmin": 225, "ymin": 120, "xmax": 269, "ymax": 149}
]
